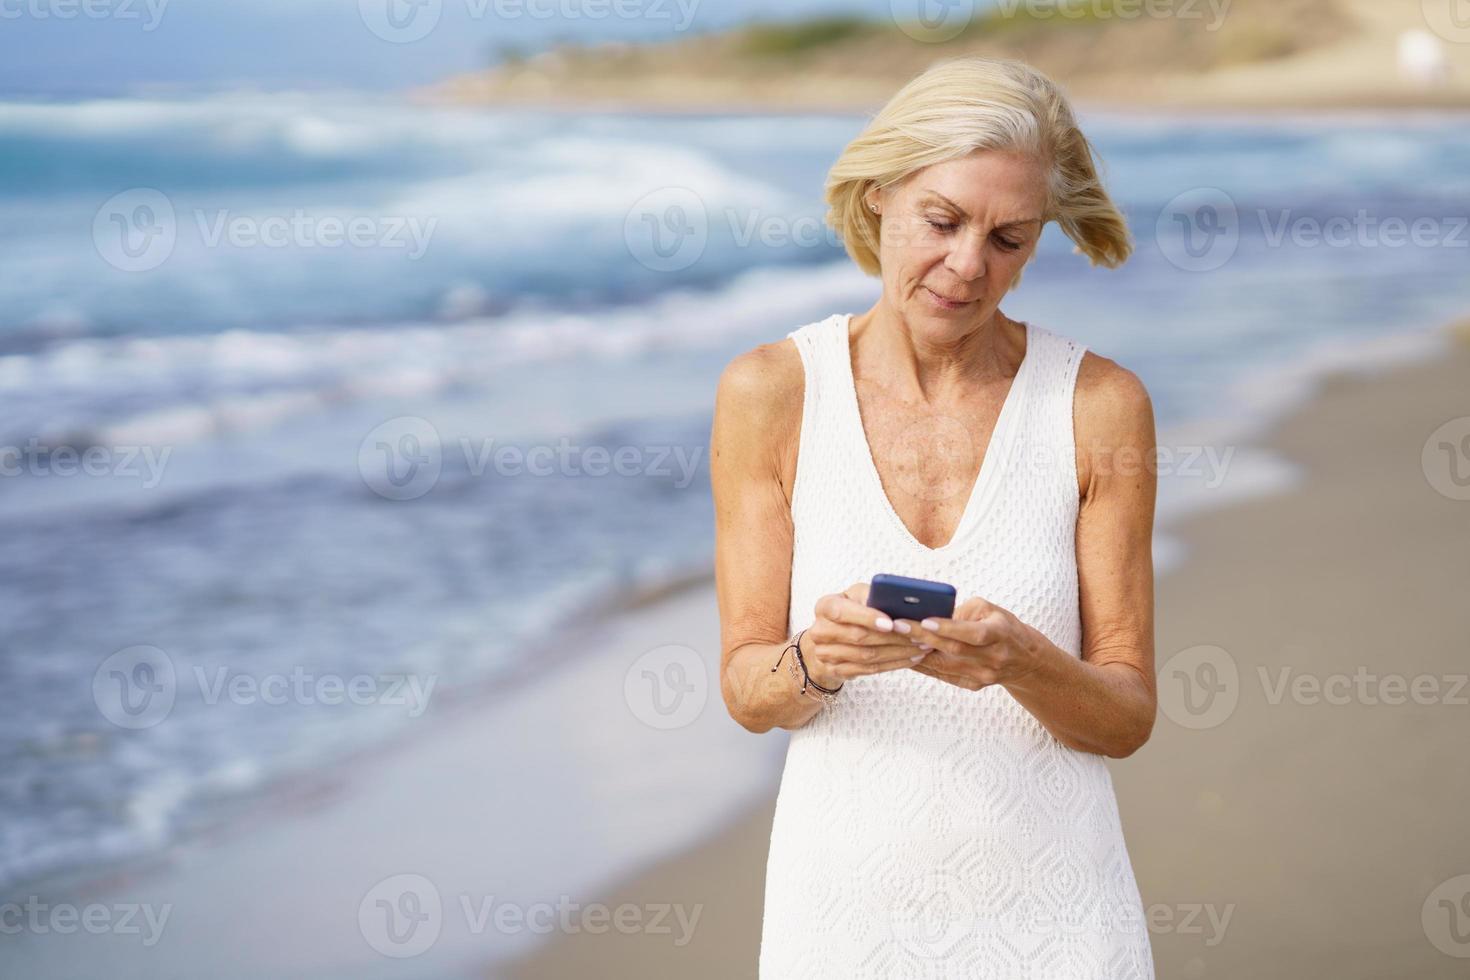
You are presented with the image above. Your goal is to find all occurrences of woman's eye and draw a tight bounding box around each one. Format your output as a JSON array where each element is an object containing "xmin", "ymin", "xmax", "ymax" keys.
[
  {"xmin": 926, "ymin": 219, "xmax": 957, "ymax": 233},
  {"xmin": 994, "ymin": 236, "xmax": 1023, "ymax": 251}
]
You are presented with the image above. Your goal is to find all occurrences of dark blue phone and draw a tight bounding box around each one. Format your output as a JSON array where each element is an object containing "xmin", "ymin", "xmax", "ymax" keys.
[{"xmin": 866, "ymin": 573, "xmax": 956, "ymax": 622}]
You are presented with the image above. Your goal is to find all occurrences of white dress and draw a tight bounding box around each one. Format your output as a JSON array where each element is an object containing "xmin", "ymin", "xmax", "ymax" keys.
[{"xmin": 759, "ymin": 313, "xmax": 1155, "ymax": 979}]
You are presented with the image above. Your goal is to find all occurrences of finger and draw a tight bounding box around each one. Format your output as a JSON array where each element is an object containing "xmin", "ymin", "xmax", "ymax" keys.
[
  {"xmin": 818, "ymin": 592, "xmax": 895, "ymax": 635},
  {"xmin": 954, "ymin": 596, "xmax": 999, "ymax": 620},
  {"xmin": 821, "ymin": 639, "xmax": 930, "ymax": 669},
  {"xmin": 909, "ymin": 658, "xmax": 992, "ymax": 691},
  {"xmin": 908, "ymin": 616, "xmax": 989, "ymax": 653},
  {"xmin": 821, "ymin": 643, "xmax": 930, "ymax": 678}
]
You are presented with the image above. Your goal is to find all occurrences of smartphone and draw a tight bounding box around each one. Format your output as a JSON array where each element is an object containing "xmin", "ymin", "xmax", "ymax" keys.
[{"xmin": 866, "ymin": 573, "xmax": 956, "ymax": 622}]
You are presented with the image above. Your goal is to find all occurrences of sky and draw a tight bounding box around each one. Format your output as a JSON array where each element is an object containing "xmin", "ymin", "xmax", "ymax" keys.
[{"xmin": 0, "ymin": 0, "xmax": 961, "ymax": 97}]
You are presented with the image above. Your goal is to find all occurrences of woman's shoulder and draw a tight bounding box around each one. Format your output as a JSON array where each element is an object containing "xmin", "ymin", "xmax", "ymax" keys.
[
  {"xmin": 715, "ymin": 311, "xmax": 843, "ymax": 417},
  {"xmin": 1074, "ymin": 347, "xmax": 1151, "ymax": 419},
  {"xmin": 713, "ymin": 334, "xmax": 805, "ymax": 441},
  {"xmin": 1072, "ymin": 345, "xmax": 1155, "ymax": 471}
]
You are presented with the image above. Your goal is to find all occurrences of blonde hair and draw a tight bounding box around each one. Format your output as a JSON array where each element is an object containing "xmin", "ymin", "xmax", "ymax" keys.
[{"xmin": 825, "ymin": 56, "xmax": 1133, "ymax": 279}]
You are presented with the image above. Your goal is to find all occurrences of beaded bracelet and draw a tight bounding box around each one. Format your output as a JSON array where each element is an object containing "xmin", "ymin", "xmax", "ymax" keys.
[{"xmin": 770, "ymin": 628, "xmax": 843, "ymax": 704}]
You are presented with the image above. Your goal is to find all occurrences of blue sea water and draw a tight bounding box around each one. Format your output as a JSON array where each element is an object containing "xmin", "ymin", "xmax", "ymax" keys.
[{"xmin": 0, "ymin": 93, "xmax": 1466, "ymax": 896}]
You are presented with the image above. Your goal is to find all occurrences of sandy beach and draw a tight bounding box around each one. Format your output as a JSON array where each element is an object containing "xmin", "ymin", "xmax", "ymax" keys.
[{"xmin": 504, "ymin": 318, "xmax": 1470, "ymax": 979}]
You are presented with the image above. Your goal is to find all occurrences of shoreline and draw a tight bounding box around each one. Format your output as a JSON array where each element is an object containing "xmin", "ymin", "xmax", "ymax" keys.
[{"xmin": 502, "ymin": 313, "xmax": 1470, "ymax": 978}]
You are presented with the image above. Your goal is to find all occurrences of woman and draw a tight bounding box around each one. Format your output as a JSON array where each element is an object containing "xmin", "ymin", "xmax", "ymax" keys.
[{"xmin": 711, "ymin": 57, "xmax": 1157, "ymax": 978}]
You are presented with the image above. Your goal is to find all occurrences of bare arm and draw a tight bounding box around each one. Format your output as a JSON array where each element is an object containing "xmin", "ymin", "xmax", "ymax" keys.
[
  {"xmin": 711, "ymin": 342, "xmax": 826, "ymax": 734},
  {"xmin": 1002, "ymin": 354, "xmax": 1159, "ymax": 757}
]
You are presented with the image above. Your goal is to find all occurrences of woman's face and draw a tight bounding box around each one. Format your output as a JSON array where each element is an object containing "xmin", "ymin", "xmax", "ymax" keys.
[{"xmin": 867, "ymin": 148, "xmax": 1048, "ymax": 339}]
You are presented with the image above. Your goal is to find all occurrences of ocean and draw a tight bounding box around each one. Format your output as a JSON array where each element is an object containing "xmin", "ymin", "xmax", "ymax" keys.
[{"xmin": 1, "ymin": 93, "xmax": 1467, "ymax": 898}]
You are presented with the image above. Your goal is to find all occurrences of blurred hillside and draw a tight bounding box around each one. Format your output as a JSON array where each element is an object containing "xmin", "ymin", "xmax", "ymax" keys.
[{"xmin": 426, "ymin": 0, "xmax": 1470, "ymax": 112}]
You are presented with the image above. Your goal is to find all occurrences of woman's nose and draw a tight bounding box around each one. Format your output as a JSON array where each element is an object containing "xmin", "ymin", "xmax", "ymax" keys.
[{"xmin": 944, "ymin": 240, "xmax": 986, "ymax": 281}]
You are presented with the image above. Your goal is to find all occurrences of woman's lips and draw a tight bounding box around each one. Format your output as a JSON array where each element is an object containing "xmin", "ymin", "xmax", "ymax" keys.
[{"xmin": 924, "ymin": 286, "xmax": 973, "ymax": 309}]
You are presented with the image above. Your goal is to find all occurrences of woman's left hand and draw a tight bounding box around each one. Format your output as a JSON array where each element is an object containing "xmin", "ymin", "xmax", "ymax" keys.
[{"xmin": 899, "ymin": 596, "xmax": 1043, "ymax": 691}]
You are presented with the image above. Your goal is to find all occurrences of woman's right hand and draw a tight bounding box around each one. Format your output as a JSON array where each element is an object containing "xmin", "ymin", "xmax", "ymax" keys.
[{"xmin": 801, "ymin": 583, "xmax": 929, "ymax": 689}]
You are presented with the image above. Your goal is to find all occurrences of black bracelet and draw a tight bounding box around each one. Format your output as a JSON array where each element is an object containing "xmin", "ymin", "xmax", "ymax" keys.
[{"xmin": 791, "ymin": 632, "xmax": 843, "ymax": 696}]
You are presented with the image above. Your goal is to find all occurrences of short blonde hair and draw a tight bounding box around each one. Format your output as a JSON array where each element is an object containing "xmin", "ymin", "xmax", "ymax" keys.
[{"xmin": 825, "ymin": 56, "xmax": 1133, "ymax": 278}]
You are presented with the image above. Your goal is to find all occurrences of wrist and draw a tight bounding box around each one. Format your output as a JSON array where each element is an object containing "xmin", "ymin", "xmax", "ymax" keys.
[
  {"xmin": 782, "ymin": 630, "xmax": 842, "ymax": 701},
  {"xmin": 1001, "ymin": 625, "xmax": 1052, "ymax": 692}
]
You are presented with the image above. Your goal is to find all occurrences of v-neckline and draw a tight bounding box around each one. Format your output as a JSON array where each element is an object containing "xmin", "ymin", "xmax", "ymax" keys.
[{"xmin": 838, "ymin": 312, "xmax": 1037, "ymax": 555}]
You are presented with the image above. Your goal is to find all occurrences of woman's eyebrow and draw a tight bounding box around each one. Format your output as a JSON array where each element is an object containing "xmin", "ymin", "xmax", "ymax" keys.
[{"xmin": 918, "ymin": 191, "xmax": 1042, "ymax": 227}]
